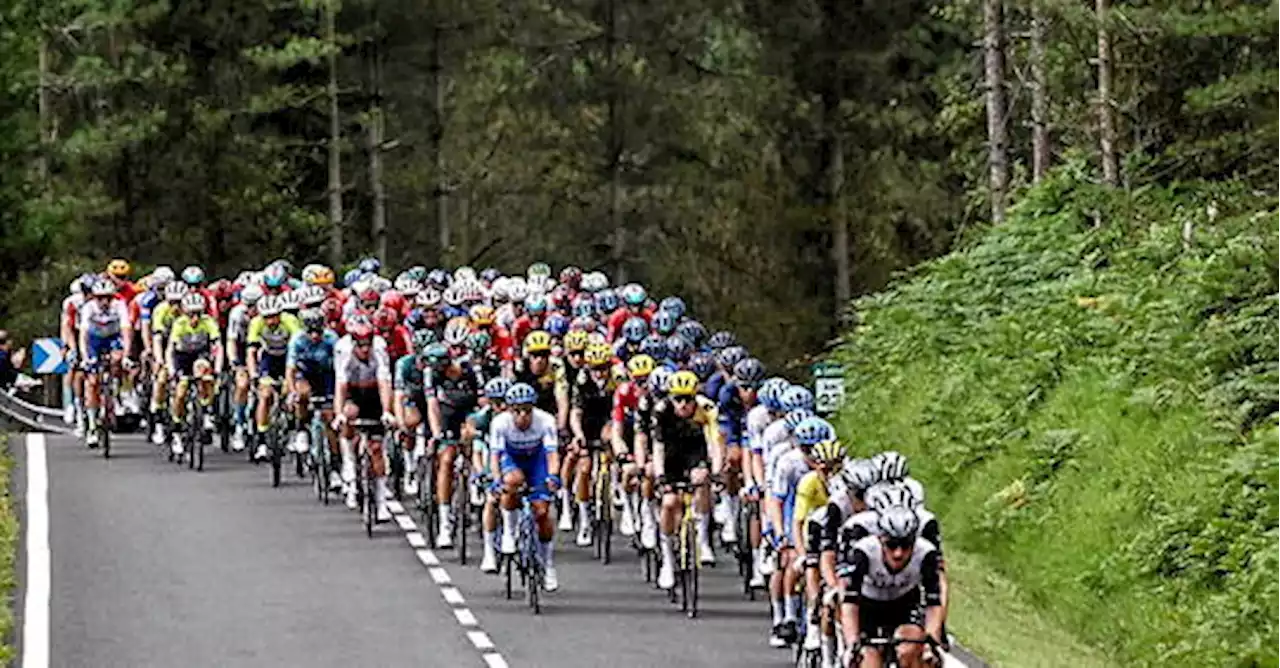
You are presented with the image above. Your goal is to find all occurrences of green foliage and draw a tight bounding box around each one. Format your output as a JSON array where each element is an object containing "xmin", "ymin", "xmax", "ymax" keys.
[{"xmin": 833, "ymin": 168, "xmax": 1278, "ymax": 666}]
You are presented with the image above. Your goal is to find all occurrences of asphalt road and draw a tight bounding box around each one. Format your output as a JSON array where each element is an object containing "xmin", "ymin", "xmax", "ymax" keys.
[{"xmin": 11, "ymin": 430, "xmax": 985, "ymax": 668}]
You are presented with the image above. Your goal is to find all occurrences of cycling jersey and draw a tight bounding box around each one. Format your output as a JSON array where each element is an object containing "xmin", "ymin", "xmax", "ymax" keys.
[
  {"xmin": 716, "ymin": 381, "xmax": 755, "ymax": 446},
  {"xmin": 168, "ymin": 315, "xmax": 220, "ymax": 354},
  {"xmin": 226, "ymin": 304, "xmax": 253, "ymax": 347},
  {"xmin": 78, "ymin": 298, "xmax": 130, "ymax": 341},
  {"xmin": 840, "ymin": 535, "xmax": 942, "ymax": 605},
  {"xmin": 150, "ymin": 302, "xmax": 181, "ymax": 338},
  {"xmin": 513, "ymin": 358, "xmax": 558, "ymax": 415},
  {"xmin": 703, "ymin": 371, "xmax": 728, "ymax": 404},
  {"xmin": 771, "ymin": 447, "xmax": 811, "ymax": 541},
  {"xmin": 334, "ymin": 335, "xmax": 391, "ymax": 388},
  {"xmin": 571, "ymin": 367, "xmax": 617, "ymax": 443},
  {"xmin": 649, "ymin": 395, "xmax": 719, "ymax": 483},
  {"xmin": 424, "ymin": 361, "xmax": 482, "ymax": 439},
  {"xmin": 605, "ymin": 305, "xmax": 653, "ymax": 342},
  {"xmin": 247, "ymin": 313, "xmax": 302, "ymax": 357},
  {"xmin": 746, "ymin": 404, "xmax": 773, "ymax": 453},
  {"xmin": 489, "ymin": 408, "xmax": 558, "ymax": 456},
  {"xmin": 287, "ymin": 329, "xmax": 339, "ymax": 396},
  {"xmin": 393, "ymin": 354, "xmax": 425, "ymax": 397},
  {"xmin": 761, "ymin": 418, "xmax": 795, "ymax": 489},
  {"xmin": 610, "ymin": 380, "xmax": 645, "ymax": 427},
  {"xmin": 793, "ymin": 470, "xmax": 830, "ymax": 526}
]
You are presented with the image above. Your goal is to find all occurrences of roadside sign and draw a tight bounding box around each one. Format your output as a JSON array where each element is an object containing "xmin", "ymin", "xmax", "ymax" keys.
[
  {"xmin": 811, "ymin": 361, "xmax": 844, "ymax": 415},
  {"xmin": 32, "ymin": 337, "xmax": 69, "ymax": 374}
]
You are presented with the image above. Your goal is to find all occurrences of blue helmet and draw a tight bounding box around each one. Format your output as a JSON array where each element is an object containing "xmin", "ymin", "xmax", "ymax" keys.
[
  {"xmin": 665, "ymin": 334, "xmax": 693, "ymax": 362},
  {"xmin": 572, "ymin": 296, "xmax": 595, "ymax": 318},
  {"xmin": 794, "ymin": 417, "xmax": 836, "ymax": 446},
  {"xmin": 784, "ymin": 408, "xmax": 815, "ymax": 431},
  {"xmin": 484, "ymin": 377, "xmax": 514, "ymax": 401},
  {"xmin": 524, "ymin": 294, "xmax": 548, "ymax": 315},
  {"xmin": 659, "ymin": 296, "xmax": 686, "ymax": 320},
  {"xmin": 689, "ymin": 353, "xmax": 716, "ymax": 380},
  {"xmin": 479, "ymin": 267, "xmax": 501, "ymax": 284},
  {"xmin": 358, "ymin": 257, "xmax": 382, "ymax": 275},
  {"xmin": 707, "ymin": 330, "xmax": 736, "ymax": 351},
  {"xmin": 505, "ymin": 382, "xmax": 537, "ymax": 406},
  {"xmin": 759, "ymin": 377, "xmax": 789, "ymax": 411},
  {"xmin": 676, "ymin": 319, "xmax": 707, "ymax": 347},
  {"xmin": 717, "ymin": 345, "xmax": 747, "ymax": 370},
  {"xmin": 639, "ymin": 334, "xmax": 667, "ymax": 359},
  {"xmin": 545, "ymin": 313, "xmax": 570, "ymax": 337},
  {"xmin": 594, "ymin": 288, "xmax": 619, "ymax": 314},
  {"xmin": 780, "ymin": 385, "xmax": 815, "ymax": 412},
  {"xmin": 622, "ymin": 316, "xmax": 649, "ymax": 343},
  {"xmin": 733, "ymin": 357, "xmax": 766, "ymax": 386},
  {"xmin": 653, "ymin": 309, "xmax": 679, "ymax": 336}
]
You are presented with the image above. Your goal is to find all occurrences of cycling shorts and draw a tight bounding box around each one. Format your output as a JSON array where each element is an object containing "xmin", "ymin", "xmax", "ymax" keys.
[
  {"xmin": 257, "ymin": 354, "xmax": 287, "ymax": 381},
  {"xmin": 846, "ymin": 589, "xmax": 924, "ymax": 641},
  {"xmin": 345, "ymin": 385, "xmax": 384, "ymax": 432},
  {"xmin": 173, "ymin": 351, "xmax": 211, "ymax": 379},
  {"xmin": 293, "ymin": 360, "xmax": 335, "ymax": 399},
  {"xmin": 662, "ymin": 443, "xmax": 710, "ymax": 486},
  {"xmin": 498, "ymin": 450, "xmax": 553, "ymax": 502},
  {"xmin": 87, "ymin": 333, "xmax": 122, "ymax": 360}
]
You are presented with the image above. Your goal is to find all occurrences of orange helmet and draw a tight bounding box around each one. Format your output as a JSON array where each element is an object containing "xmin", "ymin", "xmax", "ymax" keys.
[{"xmin": 106, "ymin": 258, "xmax": 131, "ymax": 278}]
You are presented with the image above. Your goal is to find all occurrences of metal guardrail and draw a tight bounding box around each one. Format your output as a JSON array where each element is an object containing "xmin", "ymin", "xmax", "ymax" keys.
[{"xmin": 0, "ymin": 389, "xmax": 73, "ymax": 435}]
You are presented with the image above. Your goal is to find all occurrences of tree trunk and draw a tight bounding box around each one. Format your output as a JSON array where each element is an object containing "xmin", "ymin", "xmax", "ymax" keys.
[
  {"xmin": 1096, "ymin": 0, "xmax": 1118, "ymax": 186},
  {"xmin": 1029, "ymin": 0, "xmax": 1050, "ymax": 182},
  {"xmin": 37, "ymin": 35, "xmax": 50, "ymax": 186},
  {"xmin": 983, "ymin": 0, "xmax": 1009, "ymax": 224},
  {"xmin": 430, "ymin": 25, "xmax": 449, "ymax": 259},
  {"xmin": 606, "ymin": 0, "xmax": 625, "ymax": 285},
  {"xmin": 367, "ymin": 30, "xmax": 387, "ymax": 266},
  {"xmin": 821, "ymin": 0, "xmax": 850, "ymax": 320},
  {"xmin": 326, "ymin": 0, "xmax": 344, "ymax": 267}
]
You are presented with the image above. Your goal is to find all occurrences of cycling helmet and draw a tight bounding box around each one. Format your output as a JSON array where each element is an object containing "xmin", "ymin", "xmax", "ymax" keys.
[
  {"xmin": 653, "ymin": 309, "xmax": 678, "ymax": 336},
  {"xmin": 902, "ymin": 478, "xmax": 925, "ymax": 508},
  {"xmin": 358, "ymin": 257, "xmax": 382, "ymax": 275},
  {"xmin": 733, "ymin": 358, "xmax": 766, "ymax": 386},
  {"xmin": 467, "ymin": 330, "xmax": 492, "ymax": 354},
  {"xmin": 564, "ymin": 330, "xmax": 590, "ymax": 352},
  {"xmin": 841, "ymin": 459, "xmax": 881, "ymax": 495},
  {"xmin": 812, "ymin": 439, "xmax": 844, "ymax": 466},
  {"xmin": 441, "ymin": 285, "xmax": 465, "ymax": 307},
  {"xmin": 263, "ymin": 263, "xmax": 288, "ymax": 288},
  {"xmin": 479, "ymin": 267, "xmax": 501, "ymax": 284},
  {"xmin": 759, "ymin": 377, "xmax": 789, "ymax": 408},
  {"xmin": 526, "ymin": 262, "xmax": 551, "ymax": 280},
  {"xmin": 717, "ymin": 345, "xmax": 748, "ymax": 370},
  {"xmin": 584, "ymin": 342, "xmax": 612, "ymax": 368},
  {"xmin": 443, "ymin": 317, "xmax": 470, "ymax": 346},
  {"xmin": 594, "ymin": 289, "xmax": 619, "ymax": 314},
  {"xmin": 658, "ymin": 296, "xmax": 686, "ymax": 319},
  {"xmin": 666, "ymin": 370, "xmax": 700, "ymax": 397},
  {"xmin": 281, "ymin": 290, "xmax": 303, "ymax": 312},
  {"xmin": 876, "ymin": 505, "xmax": 921, "ymax": 541},
  {"xmin": 271, "ymin": 259, "xmax": 295, "ymax": 277},
  {"xmin": 665, "ymin": 334, "xmax": 693, "ymax": 362},
  {"xmin": 505, "ymin": 382, "xmax": 537, "ymax": 406},
  {"xmin": 675, "ymin": 319, "xmax": 707, "ymax": 347},
  {"xmin": 426, "ymin": 268, "xmax": 451, "ymax": 289},
  {"xmin": 349, "ymin": 320, "xmax": 375, "ymax": 342},
  {"xmin": 639, "ymin": 334, "xmax": 667, "ymax": 359},
  {"xmin": 297, "ymin": 285, "xmax": 325, "ymax": 307},
  {"xmin": 106, "ymin": 258, "xmax": 131, "ymax": 278},
  {"xmin": 627, "ymin": 354, "xmax": 656, "ymax": 379},
  {"xmin": 523, "ymin": 330, "xmax": 552, "ymax": 355},
  {"xmin": 307, "ymin": 264, "xmax": 336, "ymax": 286},
  {"xmin": 874, "ymin": 451, "xmax": 909, "ymax": 482},
  {"xmin": 621, "ymin": 316, "xmax": 648, "ymax": 343},
  {"xmin": 648, "ymin": 367, "xmax": 673, "ymax": 396},
  {"xmin": 620, "ymin": 283, "xmax": 647, "ymax": 306},
  {"xmin": 152, "ymin": 266, "xmax": 176, "ymax": 286},
  {"xmin": 558, "ymin": 266, "xmax": 583, "ymax": 289},
  {"xmin": 90, "ymin": 279, "xmax": 115, "ymax": 297},
  {"xmin": 411, "ymin": 329, "xmax": 436, "ymax": 352},
  {"xmin": 419, "ymin": 342, "xmax": 448, "ymax": 366},
  {"xmin": 780, "ymin": 385, "xmax": 815, "ymax": 412},
  {"xmin": 506, "ymin": 279, "xmax": 529, "ymax": 303},
  {"xmin": 181, "ymin": 292, "xmax": 207, "ymax": 314},
  {"xmin": 469, "ymin": 304, "xmax": 496, "ymax": 326},
  {"xmin": 164, "ymin": 282, "xmax": 188, "ymax": 302},
  {"xmin": 181, "ymin": 265, "xmax": 205, "ymax": 285},
  {"xmin": 793, "ymin": 417, "xmax": 836, "ymax": 447},
  {"xmin": 373, "ymin": 307, "xmax": 399, "ymax": 331},
  {"xmin": 688, "ymin": 353, "xmax": 716, "ymax": 380},
  {"xmin": 379, "ymin": 290, "xmax": 406, "ymax": 313},
  {"xmin": 525, "ymin": 294, "xmax": 548, "ymax": 315},
  {"xmin": 404, "ymin": 266, "xmax": 427, "ymax": 282},
  {"xmin": 417, "ymin": 288, "xmax": 441, "ymax": 308},
  {"xmin": 545, "ymin": 313, "xmax": 570, "ymax": 337},
  {"xmin": 484, "ymin": 377, "xmax": 513, "ymax": 401},
  {"xmin": 865, "ymin": 483, "xmax": 913, "ymax": 512},
  {"xmin": 784, "ymin": 408, "xmax": 815, "ymax": 431},
  {"xmin": 453, "ymin": 266, "xmax": 477, "ymax": 284},
  {"xmin": 707, "ymin": 330, "xmax": 736, "ymax": 351},
  {"xmin": 258, "ymin": 295, "xmax": 283, "ymax": 317},
  {"xmin": 572, "ymin": 296, "xmax": 595, "ymax": 318},
  {"xmin": 300, "ymin": 308, "xmax": 326, "ymax": 332}
]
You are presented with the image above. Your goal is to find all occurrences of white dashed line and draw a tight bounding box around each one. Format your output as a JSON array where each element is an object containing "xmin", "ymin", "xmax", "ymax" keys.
[{"xmin": 388, "ymin": 502, "xmax": 509, "ymax": 667}]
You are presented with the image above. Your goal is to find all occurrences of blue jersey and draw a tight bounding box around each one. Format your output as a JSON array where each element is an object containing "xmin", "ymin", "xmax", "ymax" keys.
[
  {"xmin": 717, "ymin": 381, "xmax": 753, "ymax": 446},
  {"xmin": 286, "ymin": 329, "xmax": 339, "ymax": 373},
  {"xmin": 703, "ymin": 371, "xmax": 728, "ymax": 402}
]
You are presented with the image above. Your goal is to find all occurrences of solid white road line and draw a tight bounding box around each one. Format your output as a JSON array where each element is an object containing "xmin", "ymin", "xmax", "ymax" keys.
[{"xmin": 22, "ymin": 433, "xmax": 50, "ymax": 668}]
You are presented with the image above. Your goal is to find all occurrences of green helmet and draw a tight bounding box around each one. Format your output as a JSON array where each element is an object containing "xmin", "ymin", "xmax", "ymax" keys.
[
  {"xmin": 467, "ymin": 330, "xmax": 492, "ymax": 353},
  {"xmin": 527, "ymin": 262, "xmax": 551, "ymax": 280},
  {"xmin": 412, "ymin": 329, "xmax": 437, "ymax": 352}
]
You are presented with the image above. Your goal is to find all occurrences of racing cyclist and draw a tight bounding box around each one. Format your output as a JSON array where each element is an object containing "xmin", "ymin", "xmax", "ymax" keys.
[
  {"xmin": 491, "ymin": 383, "xmax": 562, "ymax": 591},
  {"xmin": 286, "ymin": 308, "xmax": 340, "ymax": 491},
  {"xmin": 165, "ymin": 293, "xmax": 223, "ymax": 456},
  {"xmin": 332, "ymin": 319, "xmax": 396, "ymax": 519},
  {"xmin": 77, "ymin": 279, "xmax": 134, "ymax": 448},
  {"xmin": 247, "ymin": 295, "xmax": 303, "ymax": 461}
]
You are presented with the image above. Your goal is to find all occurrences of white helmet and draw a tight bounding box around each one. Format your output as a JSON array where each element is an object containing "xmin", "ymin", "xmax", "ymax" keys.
[
  {"xmin": 164, "ymin": 282, "xmax": 188, "ymax": 302},
  {"xmin": 180, "ymin": 292, "xmax": 206, "ymax": 314},
  {"xmin": 416, "ymin": 288, "xmax": 441, "ymax": 308},
  {"xmin": 91, "ymin": 279, "xmax": 116, "ymax": 297},
  {"xmin": 69, "ymin": 279, "xmax": 84, "ymax": 296},
  {"xmin": 453, "ymin": 266, "xmax": 477, "ymax": 284},
  {"xmin": 490, "ymin": 277, "xmax": 511, "ymax": 303},
  {"xmin": 152, "ymin": 266, "xmax": 176, "ymax": 286},
  {"xmin": 258, "ymin": 295, "xmax": 282, "ymax": 317},
  {"xmin": 298, "ymin": 285, "xmax": 326, "ymax": 307},
  {"xmin": 240, "ymin": 284, "xmax": 265, "ymax": 307},
  {"xmin": 506, "ymin": 279, "xmax": 529, "ymax": 303}
]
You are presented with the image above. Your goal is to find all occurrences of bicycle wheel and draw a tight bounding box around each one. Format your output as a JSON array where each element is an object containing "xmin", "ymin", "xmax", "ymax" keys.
[
  {"xmin": 453, "ymin": 459, "xmax": 470, "ymax": 564},
  {"xmin": 100, "ymin": 381, "xmax": 113, "ymax": 459},
  {"xmin": 689, "ymin": 551, "xmax": 700, "ymax": 619},
  {"xmin": 504, "ymin": 552, "xmax": 514, "ymax": 600},
  {"xmin": 419, "ymin": 452, "xmax": 437, "ymax": 545},
  {"xmin": 269, "ymin": 424, "xmax": 282, "ymax": 487},
  {"xmin": 528, "ymin": 560, "xmax": 542, "ymax": 615},
  {"xmin": 361, "ymin": 448, "xmax": 374, "ymax": 538}
]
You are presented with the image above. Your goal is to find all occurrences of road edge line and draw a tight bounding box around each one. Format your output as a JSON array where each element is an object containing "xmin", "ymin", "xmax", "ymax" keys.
[{"xmin": 21, "ymin": 433, "xmax": 49, "ymax": 668}]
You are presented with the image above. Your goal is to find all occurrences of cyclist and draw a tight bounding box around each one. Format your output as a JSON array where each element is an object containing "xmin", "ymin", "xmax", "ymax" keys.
[
  {"xmin": 836, "ymin": 506, "xmax": 945, "ymax": 668},
  {"xmin": 148, "ymin": 282, "xmax": 189, "ymax": 444},
  {"xmin": 744, "ymin": 377, "xmax": 788, "ymax": 586},
  {"xmin": 610, "ymin": 353, "xmax": 655, "ymax": 538},
  {"xmin": 554, "ymin": 329, "xmax": 589, "ymax": 529},
  {"xmin": 60, "ymin": 276, "xmax": 92, "ymax": 432},
  {"xmin": 286, "ymin": 308, "xmax": 340, "ymax": 490},
  {"xmin": 247, "ymin": 295, "xmax": 303, "ymax": 461},
  {"xmin": 77, "ymin": 279, "xmax": 134, "ymax": 448},
  {"xmin": 567, "ymin": 341, "xmax": 618, "ymax": 547},
  {"xmin": 468, "ymin": 377, "xmax": 511, "ymax": 573},
  {"xmin": 791, "ymin": 439, "xmax": 846, "ymax": 654},
  {"xmin": 226, "ymin": 283, "xmax": 264, "ymax": 451},
  {"xmin": 650, "ymin": 370, "xmax": 723, "ymax": 589},
  {"xmin": 424, "ymin": 341, "xmax": 482, "ymax": 548},
  {"xmin": 332, "ymin": 319, "xmax": 396, "ymax": 518},
  {"xmin": 512, "ymin": 330, "xmax": 558, "ymax": 413},
  {"xmin": 714, "ymin": 356, "xmax": 766, "ymax": 544},
  {"xmin": 605, "ymin": 284, "xmax": 653, "ymax": 341},
  {"xmin": 393, "ymin": 331, "xmax": 435, "ymax": 495},
  {"xmin": 491, "ymin": 382, "xmax": 562, "ymax": 591},
  {"xmin": 165, "ymin": 292, "xmax": 223, "ymax": 456}
]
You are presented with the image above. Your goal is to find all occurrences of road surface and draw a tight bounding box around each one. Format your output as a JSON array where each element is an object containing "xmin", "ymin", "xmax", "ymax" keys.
[{"xmin": 11, "ymin": 431, "xmax": 985, "ymax": 667}]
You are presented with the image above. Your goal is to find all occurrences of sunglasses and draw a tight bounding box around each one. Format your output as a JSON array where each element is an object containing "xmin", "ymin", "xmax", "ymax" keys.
[
  {"xmin": 884, "ymin": 537, "xmax": 914, "ymax": 551},
  {"xmin": 672, "ymin": 396, "xmax": 695, "ymax": 405},
  {"xmin": 529, "ymin": 351, "xmax": 551, "ymax": 359},
  {"xmin": 354, "ymin": 341, "xmax": 372, "ymax": 349},
  {"xmin": 567, "ymin": 350, "xmax": 584, "ymax": 356},
  {"xmin": 512, "ymin": 405, "xmax": 534, "ymax": 415}
]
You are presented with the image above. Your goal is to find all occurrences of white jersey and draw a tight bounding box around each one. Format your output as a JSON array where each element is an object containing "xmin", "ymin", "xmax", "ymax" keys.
[
  {"xmin": 495, "ymin": 303, "xmax": 518, "ymax": 332},
  {"xmin": 761, "ymin": 418, "xmax": 794, "ymax": 491},
  {"xmin": 78, "ymin": 298, "xmax": 131, "ymax": 339},
  {"xmin": 62, "ymin": 294, "xmax": 86, "ymax": 331},
  {"xmin": 852, "ymin": 534, "xmax": 938, "ymax": 602},
  {"xmin": 226, "ymin": 303, "xmax": 253, "ymax": 344},
  {"xmin": 489, "ymin": 408, "xmax": 558, "ymax": 456},
  {"xmin": 770, "ymin": 448, "xmax": 810, "ymax": 505},
  {"xmin": 334, "ymin": 335, "xmax": 391, "ymax": 386},
  {"xmin": 746, "ymin": 405, "xmax": 773, "ymax": 453}
]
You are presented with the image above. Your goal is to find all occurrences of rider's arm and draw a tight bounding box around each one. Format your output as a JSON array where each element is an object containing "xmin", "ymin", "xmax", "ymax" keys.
[
  {"xmin": 541, "ymin": 418, "xmax": 560, "ymax": 479},
  {"xmin": 117, "ymin": 302, "xmax": 134, "ymax": 358},
  {"xmin": 838, "ymin": 550, "xmax": 870, "ymax": 649},
  {"xmin": 424, "ymin": 372, "xmax": 444, "ymax": 439},
  {"xmin": 555, "ymin": 371, "xmax": 571, "ymax": 431},
  {"xmin": 374, "ymin": 341, "xmax": 393, "ymax": 414},
  {"xmin": 921, "ymin": 550, "xmax": 946, "ymax": 643},
  {"xmin": 284, "ymin": 333, "xmax": 300, "ymax": 392},
  {"xmin": 164, "ymin": 325, "xmax": 178, "ymax": 373}
]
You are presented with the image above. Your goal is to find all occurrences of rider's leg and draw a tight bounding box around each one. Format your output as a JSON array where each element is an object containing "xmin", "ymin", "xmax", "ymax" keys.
[
  {"xmin": 720, "ymin": 445, "xmax": 744, "ymax": 541},
  {"xmin": 558, "ymin": 444, "xmax": 578, "ymax": 530},
  {"xmin": 657, "ymin": 488, "xmax": 682, "ymax": 587},
  {"xmin": 435, "ymin": 442, "xmax": 458, "ymax": 544},
  {"xmin": 574, "ymin": 451, "xmax": 593, "ymax": 540},
  {"xmin": 691, "ymin": 467, "xmax": 714, "ymax": 560},
  {"xmin": 498, "ymin": 466, "xmax": 526, "ymax": 553}
]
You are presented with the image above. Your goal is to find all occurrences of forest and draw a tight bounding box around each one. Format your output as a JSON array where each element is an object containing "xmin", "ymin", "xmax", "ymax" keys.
[{"xmin": 0, "ymin": 0, "xmax": 1274, "ymax": 371}]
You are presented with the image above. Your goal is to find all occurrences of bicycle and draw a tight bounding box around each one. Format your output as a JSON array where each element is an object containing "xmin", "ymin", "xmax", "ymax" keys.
[
  {"xmin": 87, "ymin": 358, "xmax": 119, "ymax": 459},
  {"xmin": 591, "ymin": 446, "xmax": 614, "ymax": 564},
  {"xmin": 450, "ymin": 442, "xmax": 472, "ymax": 564},
  {"xmin": 794, "ymin": 579, "xmax": 840, "ymax": 668},
  {"xmin": 213, "ymin": 368, "xmax": 233, "ymax": 453},
  {"xmin": 350, "ymin": 418, "xmax": 384, "ymax": 538},
  {"xmin": 180, "ymin": 373, "xmax": 211, "ymax": 471},
  {"xmin": 416, "ymin": 435, "xmax": 438, "ymax": 545},
  {"xmin": 500, "ymin": 484, "xmax": 543, "ymax": 615},
  {"xmin": 307, "ymin": 396, "xmax": 334, "ymax": 505},
  {"xmin": 847, "ymin": 635, "xmax": 944, "ymax": 668},
  {"xmin": 737, "ymin": 495, "xmax": 760, "ymax": 599},
  {"xmin": 667, "ymin": 480, "xmax": 705, "ymax": 618}
]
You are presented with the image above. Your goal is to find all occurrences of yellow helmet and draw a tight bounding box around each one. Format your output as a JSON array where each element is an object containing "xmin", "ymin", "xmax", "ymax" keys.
[
  {"xmin": 813, "ymin": 439, "xmax": 844, "ymax": 466},
  {"xmin": 564, "ymin": 330, "xmax": 589, "ymax": 352},
  {"xmin": 106, "ymin": 258, "xmax": 131, "ymax": 278},
  {"xmin": 584, "ymin": 342, "xmax": 613, "ymax": 367},
  {"xmin": 627, "ymin": 354, "xmax": 655, "ymax": 379},
  {"xmin": 667, "ymin": 370, "xmax": 699, "ymax": 397},
  {"xmin": 469, "ymin": 304, "xmax": 496, "ymax": 326},
  {"xmin": 523, "ymin": 330, "xmax": 552, "ymax": 355}
]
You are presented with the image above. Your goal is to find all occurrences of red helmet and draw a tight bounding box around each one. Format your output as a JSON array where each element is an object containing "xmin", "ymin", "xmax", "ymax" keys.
[
  {"xmin": 321, "ymin": 297, "xmax": 343, "ymax": 323},
  {"xmin": 380, "ymin": 290, "xmax": 406, "ymax": 314},
  {"xmin": 209, "ymin": 279, "xmax": 234, "ymax": 301},
  {"xmin": 559, "ymin": 266, "xmax": 583, "ymax": 289},
  {"xmin": 348, "ymin": 320, "xmax": 374, "ymax": 341},
  {"xmin": 358, "ymin": 288, "xmax": 380, "ymax": 305},
  {"xmin": 372, "ymin": 306, "xmax": 399, "ymax": 331}
]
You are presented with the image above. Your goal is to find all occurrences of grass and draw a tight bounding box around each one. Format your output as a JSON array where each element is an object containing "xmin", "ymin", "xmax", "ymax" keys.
[{"xmin": 0, "ymin": 434, "xmax": 16, "ymax": 664}]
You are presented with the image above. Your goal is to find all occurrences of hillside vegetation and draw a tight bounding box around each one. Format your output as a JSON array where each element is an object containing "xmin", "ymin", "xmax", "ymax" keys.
[{"xmin": 832, "ymin": 169, "xmax": 1277, "ymax": 666}]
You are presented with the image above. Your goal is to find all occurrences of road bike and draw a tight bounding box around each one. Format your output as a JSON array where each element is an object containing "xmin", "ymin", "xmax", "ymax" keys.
[
  {"xmin": 87, "ymin": 358, "xmax": 119, "ymax": 459},
  {"xmin": 501, "ymin": 484, "xmax": 543, "ymax": 615},
  {"xmin": 590, "ymin": 445, "xmax": 614, "ymax": 564},
  {"xmin": 307, "ymin": 396, "xmax": 334, "ymax": 505},
  {"xmin": 350, "ymin": 418, "xmax": 385, "ymax": 538}
]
